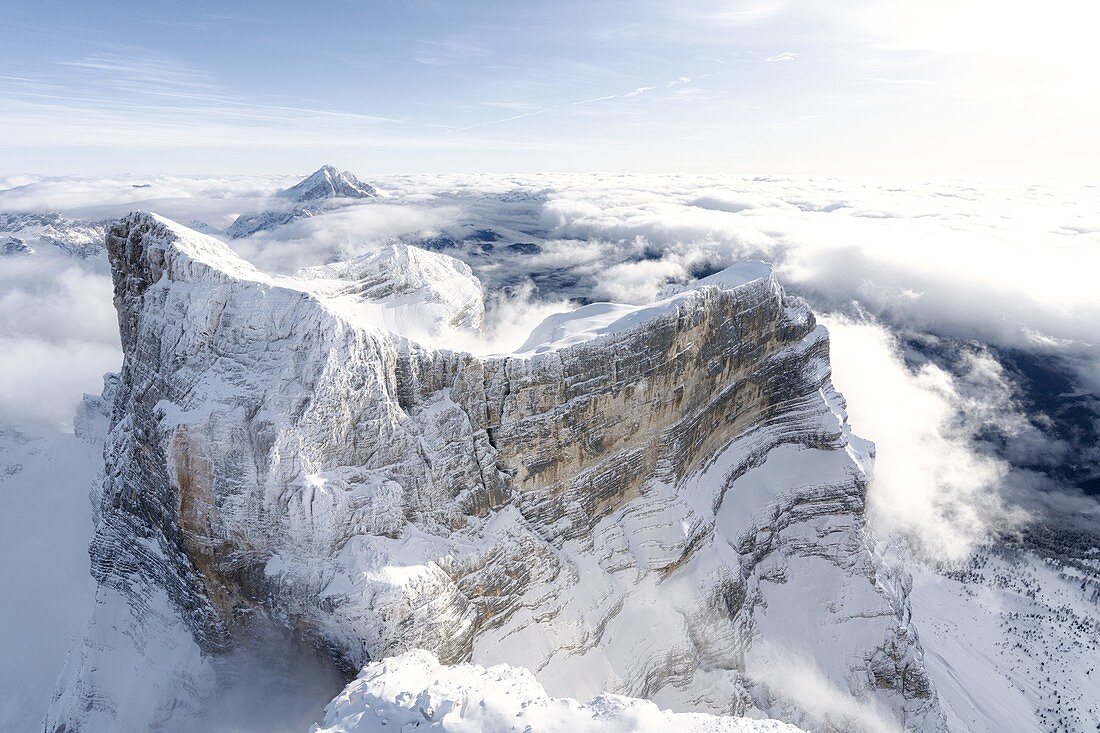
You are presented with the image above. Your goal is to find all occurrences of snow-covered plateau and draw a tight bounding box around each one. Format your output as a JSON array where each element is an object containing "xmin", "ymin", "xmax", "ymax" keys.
[{"xmin": 2, "ymin": 169, "xmax": 1099, "ymax": 733}]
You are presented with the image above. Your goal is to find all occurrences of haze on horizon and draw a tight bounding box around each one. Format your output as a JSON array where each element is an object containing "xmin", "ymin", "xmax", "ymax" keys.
[{"xmin": 1, "ymin": 0, "xmax": 1097, "ymax": 178}]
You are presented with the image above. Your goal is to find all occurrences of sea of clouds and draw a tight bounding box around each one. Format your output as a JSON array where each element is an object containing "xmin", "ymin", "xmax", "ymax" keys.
[{"xmin": 2, "ymin": 171, "xmax": 1098, "ymax": 563}]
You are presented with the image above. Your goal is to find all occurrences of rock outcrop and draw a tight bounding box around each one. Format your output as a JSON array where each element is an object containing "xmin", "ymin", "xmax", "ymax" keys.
[{"xmin": 48, "ymin": 213, "xmax": 944, "ymax": 732}]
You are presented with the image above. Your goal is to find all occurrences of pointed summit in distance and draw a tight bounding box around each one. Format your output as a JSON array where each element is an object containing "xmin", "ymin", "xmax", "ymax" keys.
[
  {"xmin": 280, "ymin": 164, "xmax": 377, "ymax": 202},
  {"xmin": 227, "ymin": 166, "xmax": 379, "ymax": 238}
]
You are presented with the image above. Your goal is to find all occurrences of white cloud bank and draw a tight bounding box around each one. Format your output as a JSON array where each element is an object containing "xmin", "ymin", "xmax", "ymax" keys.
[
  {"xmin": 823, "ymin": 315, "xmax": 1026, "ymax": 560},
  {"xmin": 0, "ymin": 253, "xmax": 120, "ymax": 430}
]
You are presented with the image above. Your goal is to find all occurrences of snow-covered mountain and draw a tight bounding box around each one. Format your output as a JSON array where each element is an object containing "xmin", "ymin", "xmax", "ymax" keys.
[
  {"xmin": 46, "ymin": 212, "xmax": 943, "ymax": 732},
  {"xmin": 227, "ymin": 165, "xmax": 377, "ymax": 239},
  {"xmin": 0, "ymin": 212, "xmax": 107, "ymax": 258},
  {"xmin": 281, "ymin": 164, "xmax": 377, "ymax": 202}
]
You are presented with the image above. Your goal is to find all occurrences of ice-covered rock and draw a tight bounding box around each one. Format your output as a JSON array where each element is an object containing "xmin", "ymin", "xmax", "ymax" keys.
[
  {"xmin": 313, "ymin": 649, "xmax": 807, "ymax": 733},
  {"xmin": 49, "ymin": 212, "xmax": 944, "ymax": 732}
]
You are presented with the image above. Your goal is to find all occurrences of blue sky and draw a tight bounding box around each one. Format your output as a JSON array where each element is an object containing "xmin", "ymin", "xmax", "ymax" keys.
[{"xmin": 1, "ymin": 0, "xmax": 1096, "ymax": 176}]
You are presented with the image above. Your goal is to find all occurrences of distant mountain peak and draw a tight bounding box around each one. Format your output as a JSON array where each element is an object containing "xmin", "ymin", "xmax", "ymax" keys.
[{"xmin": 280, "ymin": 165, "xmax": 377, "ymax": 201}]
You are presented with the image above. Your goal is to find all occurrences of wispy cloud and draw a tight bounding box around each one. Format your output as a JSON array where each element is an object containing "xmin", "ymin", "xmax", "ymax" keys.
[
  {"xmin": 3, "ymin": 0, "xmax": 1095, "ymax": 175},
  {"xmin": 453, "ymin": 110, "xmax": 544, "ymax": 132},
  {"xmin": 574, "ymin": 94, "xmax": 619, "ymax": 106},
  {"xmin": 414, "ymin": 39, "xmax": 492, "ymax": 66},
  {"xmin": 481, "ymin": 100, "xmax": 542, "ymax": 111},
  {"xmin": 0, "ymin": 52, "xmax": 422, "ymax": 151},
  {"xmin": 684, "ymin": 0, "xmax": 791, "ymax": 28},
  {"xmin": 58, "ymin": 54, "xmax": 221, "ymax": 92},
  {"xmin": 453, "ymin": 75, "xmax": 696, "ymax": 132},
  {"xmin": 871, "ymin": 77, "xmax": 936, "ymax": 85}
]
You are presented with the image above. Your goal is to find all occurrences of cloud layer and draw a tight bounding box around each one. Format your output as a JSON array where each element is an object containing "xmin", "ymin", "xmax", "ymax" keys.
[
  {"xmin": 0, "ymin": 252, "xmax": 120, "ymax": 429},
  {"xmin": 822, "ymin": 315, "xmax": 1026, "ymax": 560}
]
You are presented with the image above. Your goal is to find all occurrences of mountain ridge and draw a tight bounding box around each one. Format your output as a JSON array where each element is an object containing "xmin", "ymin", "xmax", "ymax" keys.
[{"xmin": 48, "ymin": 212, "xmax": 945, "ymax": 732}]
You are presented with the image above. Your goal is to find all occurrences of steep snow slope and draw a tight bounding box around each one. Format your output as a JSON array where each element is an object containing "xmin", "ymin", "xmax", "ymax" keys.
[
  {"xmin": 314, "ymin": 650, "xmax": 807, "ymax": 733},
  {"xmin": 48, "ymin": 213, "xmax": 944, "ymax": 732},
  {"xmin": 0, "ymin": 411, "xmax": 103, "ymax": 731},
  {"xmin": 911, "ymin": 549, "xmax": 1100, "ymax": 732}
]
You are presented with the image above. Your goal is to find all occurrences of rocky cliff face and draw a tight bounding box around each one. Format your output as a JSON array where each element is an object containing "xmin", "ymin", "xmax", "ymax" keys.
[{"xmin": 48, "ymin": 213, "xmax": 944, "ymax": 732}]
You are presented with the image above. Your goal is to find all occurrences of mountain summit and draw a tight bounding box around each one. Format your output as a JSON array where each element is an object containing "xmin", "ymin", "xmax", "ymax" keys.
[
  {"xmin": 226, "ymin": 165, "xmax": 378, "ymax": 238},
  {"xmin": 280, "ymin": 164, "xmax": 377, "ymax": 201}
]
